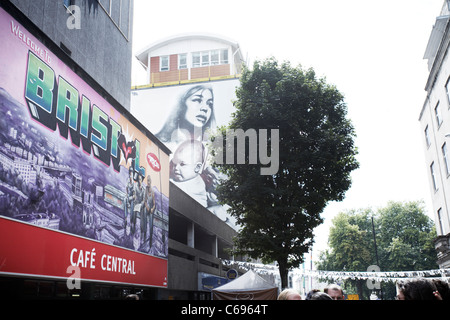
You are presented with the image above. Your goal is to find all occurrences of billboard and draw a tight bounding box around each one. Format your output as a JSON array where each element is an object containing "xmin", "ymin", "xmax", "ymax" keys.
[
  {"xmin": 131, "ymin": 79, "xmax": 239, "ymax": 228},
  {"xmin": 0, "ymin": 7, "xmax": 169, "ymax": 287}
]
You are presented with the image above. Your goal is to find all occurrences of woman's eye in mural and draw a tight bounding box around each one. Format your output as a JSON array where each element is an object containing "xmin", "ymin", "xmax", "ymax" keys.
[{"xmin": 191, "ymin": 95, "xmax": 212, "ymax": 111}]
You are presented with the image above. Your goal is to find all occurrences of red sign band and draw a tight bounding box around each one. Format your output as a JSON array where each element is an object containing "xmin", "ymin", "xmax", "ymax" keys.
[{"xmin": 0, "ymin": 217, "xmax": 168, "ymax": 287}]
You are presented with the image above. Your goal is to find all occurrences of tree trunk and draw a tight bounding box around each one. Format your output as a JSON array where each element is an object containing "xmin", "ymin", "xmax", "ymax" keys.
[
  {"xmin": 356, "ymin": 279, "xmax": 364, "ymax": 300},
  {"xmin": 278, "ymin": 260, "xmax": 289, "ymax": 289}
]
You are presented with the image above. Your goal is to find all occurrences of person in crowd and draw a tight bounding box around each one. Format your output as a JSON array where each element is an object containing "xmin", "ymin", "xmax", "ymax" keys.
[
  {"xmin": 432, "ymin": 279, "xmax": 450, "ymax": 300},
  {"xmin": 324, "ymin": 284, "xmax": 345, "ymax": 300},
  {"xmin": 277, "ymin": 288, "xmax": 302, "ymax": 300},
  {"xmin": 396, "ymin": 278, "xmax": 443, "ymax": 300},
  {"xmin": 305, "ymin": 289, "xmax": 321, "ymax": 300},
  {"xmin": 310, "ymin": 292, "xmax": 333, "ymax": 300}
]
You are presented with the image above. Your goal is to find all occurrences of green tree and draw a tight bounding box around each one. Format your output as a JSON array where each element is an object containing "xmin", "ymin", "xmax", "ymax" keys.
[
  {"xmin": 211, "ymin": 57, "xmax": 359, "ymax": 288},
  {"xmin": 318, "ymin": 210, "xmax": 372, "ymax": 298},
  {"xmin": 317, "ymin": 201, "xmax": 438, "ymax": 299},
  {"xmin": 377, "ymin": 201, "xmax": 437, "ymax": 271},
  {"xmin": 327, "ymin": 212, "xmax": 372, "ymax": 270}
]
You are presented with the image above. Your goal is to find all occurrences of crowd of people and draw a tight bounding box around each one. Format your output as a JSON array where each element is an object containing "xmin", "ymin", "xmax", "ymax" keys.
[{"xmin": 277, "ymin": 278, "xmax": 450, "ymax": 300}]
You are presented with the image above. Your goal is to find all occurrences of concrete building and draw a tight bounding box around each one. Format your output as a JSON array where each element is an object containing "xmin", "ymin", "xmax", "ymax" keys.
[
  {"xmin": 8, "ymin": 0, "xmax": 133, "ymax": 110},
  {"xmin": 419, "ymin": 0, "xmax": 450, "ymax": 268}
]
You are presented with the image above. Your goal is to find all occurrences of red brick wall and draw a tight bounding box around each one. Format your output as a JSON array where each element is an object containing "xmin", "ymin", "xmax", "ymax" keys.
[
  {"xmin": 170, "ymin": 54, "xmax": 178, "ymax": 71},
  {"xmin": 150, "ymin": 56, "xmax": 159, "ymax": 73},
  {"xmin": 149, "ymin": 54, "xmax": 231, "ymax": 84}
]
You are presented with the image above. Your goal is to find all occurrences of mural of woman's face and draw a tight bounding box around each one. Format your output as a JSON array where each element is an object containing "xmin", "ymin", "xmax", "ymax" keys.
[{"xmin": 184, "ymin": 89, "xmax": 213, "ymax": 128}]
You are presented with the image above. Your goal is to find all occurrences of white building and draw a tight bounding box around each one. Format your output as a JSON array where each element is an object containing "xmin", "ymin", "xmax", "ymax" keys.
[
  {"xmin": 419, "ymin": 1, "xmax": 450, "ymax": 268},
  {"xmin": 134, "ymin": 32, "xmax": 244, "ymax": 86}
]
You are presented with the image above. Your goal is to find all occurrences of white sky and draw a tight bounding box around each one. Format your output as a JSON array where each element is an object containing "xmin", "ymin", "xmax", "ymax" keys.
[{"xmin": 131, "ymin": 0, "xmax": 445, "ymax": 258}]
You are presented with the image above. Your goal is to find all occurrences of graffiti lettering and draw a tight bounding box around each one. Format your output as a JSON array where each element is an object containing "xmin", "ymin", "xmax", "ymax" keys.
[
  {"xmin": 23, "ymin": 50, "xmax": 145, "ymax": 178},
  {"xmin": 11, "ymin": 20, "xmax": 51, "ymax": 63}
]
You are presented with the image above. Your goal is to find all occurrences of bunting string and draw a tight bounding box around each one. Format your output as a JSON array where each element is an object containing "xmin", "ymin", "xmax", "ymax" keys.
[{"xmin": 222, "ymin": 260, "xmax": 450, "ymax": 283}]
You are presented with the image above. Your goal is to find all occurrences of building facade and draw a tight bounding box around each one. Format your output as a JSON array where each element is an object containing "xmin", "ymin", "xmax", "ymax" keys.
[
  {"xmin": 131, "ymin": 33, "xmax": 273, "ymax": 298},
  {"xmin": 8, "ymin": 0, "xmax": 133, "ymax": 110},
  {"xmin": 0, "ymin": 1, "xmax": 273, "ymax": 299},
  {"xmin": 0, "ymin": 0, "xmax": 176, "ymax": 300},
  {"xmin": 419, "ymin": 1, "xmax": 450, "ymax": 268},
  {"xmin": 135, "ymin": 32, "xmax": 243, "ymax": 86}
]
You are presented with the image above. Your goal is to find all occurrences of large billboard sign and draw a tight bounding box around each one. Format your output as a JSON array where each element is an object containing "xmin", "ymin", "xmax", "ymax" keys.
[
  {"xmin": 0, "ymin": 7, "xmax": 169, "ymax": 287},
  {"xmin": 131, "ymin": 79, "xmax": 239, "ymax": 227}
]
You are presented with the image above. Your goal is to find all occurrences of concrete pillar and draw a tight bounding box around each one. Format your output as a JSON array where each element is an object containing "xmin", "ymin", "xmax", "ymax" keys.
[
  {"xmin": 187, "ymin": 222, "xmax": 194, "ymax": 248},
  {"xmin": 213, "ymin": 235, "xmax": 218, "ymax": 258}
]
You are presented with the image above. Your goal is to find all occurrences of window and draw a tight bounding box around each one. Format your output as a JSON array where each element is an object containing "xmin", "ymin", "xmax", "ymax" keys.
[
  {"xmin": 119, "ymin": 0, "xmax": 131, "ymax": 38},
  {"xmin": 446, "ymin": 77, "xmax": 450, "ymax": 107},
  {"xmin": 437, "ymin": 208, "xmax": 444, "ymax": 235},
  {"xmin": 110, "ymin": 0, "xmax": 120, "ymax": 25},
  {"xmin": 431, "ymin": 161, "xmax": 438, "ymax": 191},
  {"xmin": 211, "ymin": 50, "xmax": 219, "ymax": 65},
  {"xmin": 220, "ymin": 49, "xmax": 229, "ymax": 64},
  {"xmin": 179, "ymin": 54, "xmax": 187, "ymax": 69},
  {"xmin": 191, "ymin": 49, "xmax": 229, "ymax": 68},
  {"xmin": 435, "ymin": 102, "xmax": 443, "ymax": 127},
  {"xmin": 99, "ymin": 0, "xmax": 110, "ymax": 12},
  {"xmin": 98, "ymin": 0, "xmax": 131, "ymax": 39},
  {"xmin": 201, "ymin": 51, "xmax": 210, "ymax": 66},
  {"xmin": 425, "ymin": 125, "xmax": 431, "ymax": 148},
  {"xmin": 192, "ymin": 52, "xmax": 200, "ymax": 68},
  {"xmin": 443, "ymin": 143, "xmax": 450, "ymax": 176},
  {"xmin": 160, "ymin": 56, "xmax": 169, "ymax": 71}
]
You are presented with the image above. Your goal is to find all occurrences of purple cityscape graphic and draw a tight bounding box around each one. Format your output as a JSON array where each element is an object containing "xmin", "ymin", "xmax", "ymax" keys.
[{"xmin": 0, "ymin": 87, "xmax": 168, "ymax": 258}]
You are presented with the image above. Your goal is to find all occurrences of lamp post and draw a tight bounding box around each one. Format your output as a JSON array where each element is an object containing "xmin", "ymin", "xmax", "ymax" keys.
[
  {"xmin": 371, "ymin": 217, "xmax": 380, "ymax": 268},
  {"xmin": 371, "ymin": 216, "xmax": 383, "ymax": 300}
]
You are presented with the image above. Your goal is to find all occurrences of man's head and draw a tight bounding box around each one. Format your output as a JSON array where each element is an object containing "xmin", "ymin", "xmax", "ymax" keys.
[{"xmin": 324, "ymin": 284, "xmax": 344, "ymax": 300}]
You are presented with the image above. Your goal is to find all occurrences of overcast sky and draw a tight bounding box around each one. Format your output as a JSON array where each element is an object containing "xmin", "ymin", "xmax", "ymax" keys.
[{"xmin": 131, "ymin": 0, "xmax": 445, "ymax": 258}]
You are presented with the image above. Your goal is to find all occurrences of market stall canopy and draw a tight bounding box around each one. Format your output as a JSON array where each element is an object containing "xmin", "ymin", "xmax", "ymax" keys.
[{"xmin": 212, "ymin": 269, "xmax": 278, "ymax": 300}]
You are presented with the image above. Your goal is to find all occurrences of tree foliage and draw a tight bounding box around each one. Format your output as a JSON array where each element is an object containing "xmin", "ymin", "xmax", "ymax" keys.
[
  {"xmin": 210, "ymin": 57, "xmax": 359, "ymax": 288},
  {"xmin": 317, "ymin": 201, "xmax": 438, "ymax": 299}
]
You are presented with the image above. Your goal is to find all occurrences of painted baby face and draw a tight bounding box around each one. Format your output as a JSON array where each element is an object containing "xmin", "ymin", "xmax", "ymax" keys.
[{"xmin": 171, "ymin": 142, "xmax": 203, "ymax": 182}]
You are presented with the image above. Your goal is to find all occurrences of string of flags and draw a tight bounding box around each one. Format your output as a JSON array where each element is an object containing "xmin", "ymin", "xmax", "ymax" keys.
[
  {"xmin": 222, "ymin": 260, "xmax": 450, "ymax": 283},
  {"xmin": 290, "ymin": 268, "xmax": 450, "ymax": 283}
]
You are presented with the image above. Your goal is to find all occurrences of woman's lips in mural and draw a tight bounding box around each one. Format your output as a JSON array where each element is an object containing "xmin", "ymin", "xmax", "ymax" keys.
[{"xmin": 196, "ymin": 114, "xmax": 207, "ymax": 123}]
